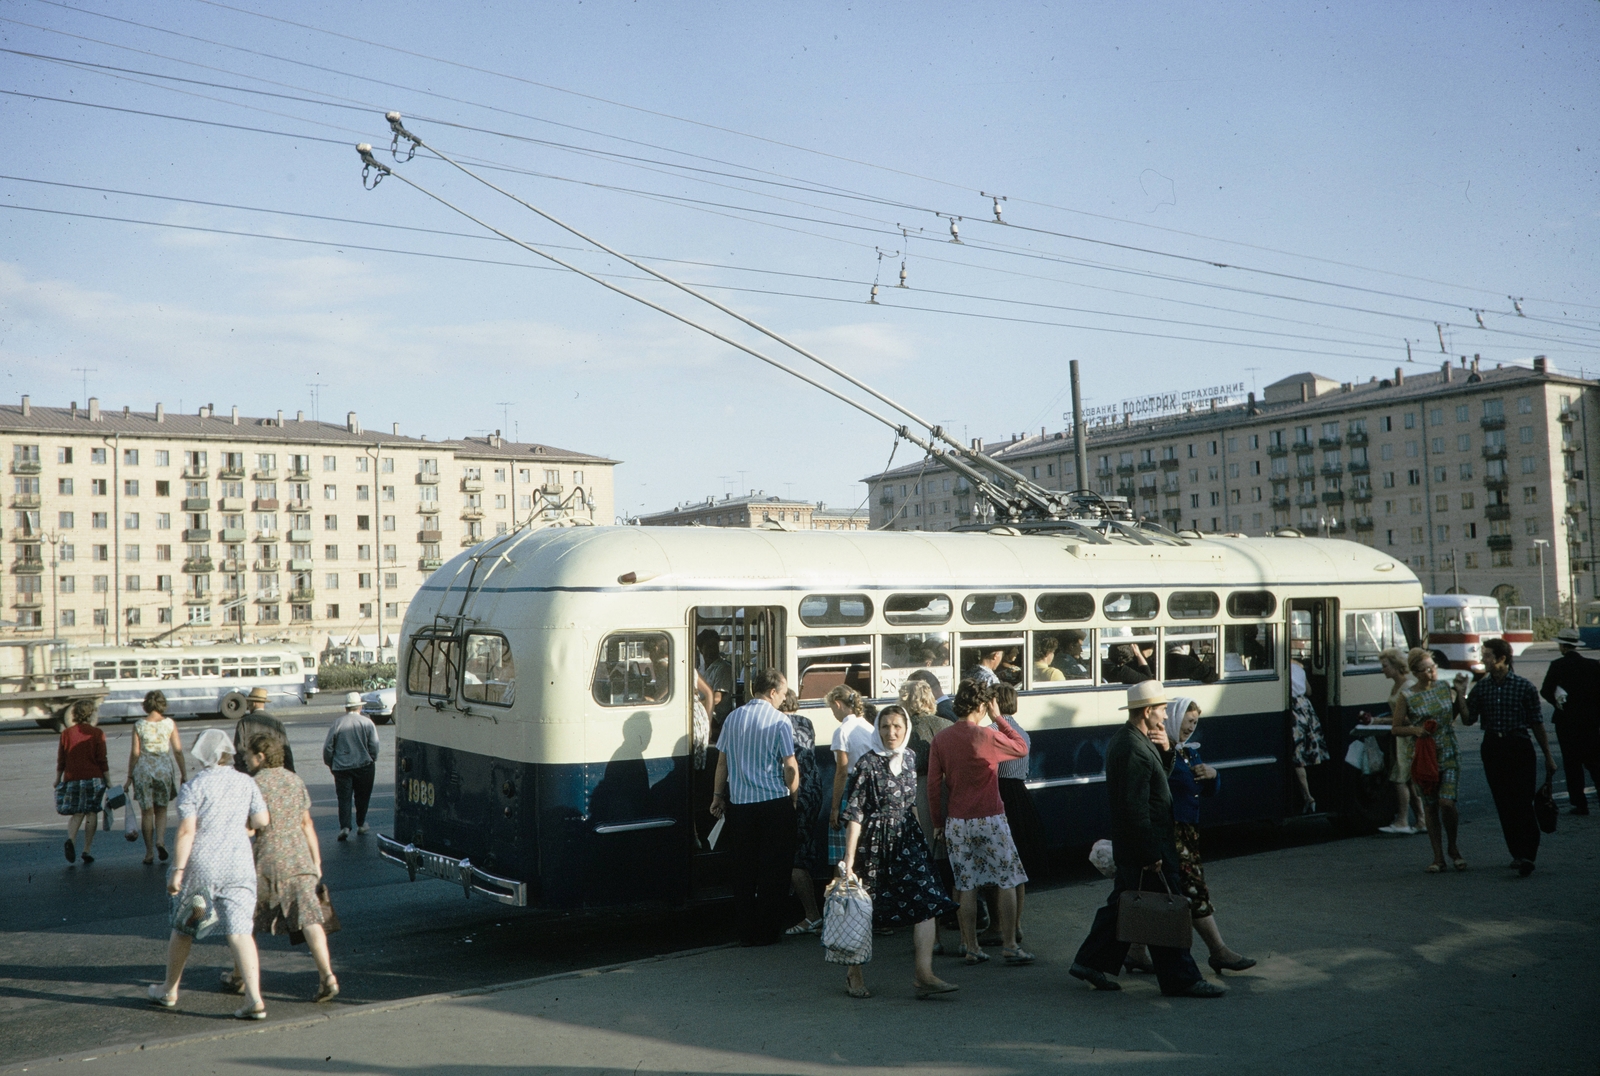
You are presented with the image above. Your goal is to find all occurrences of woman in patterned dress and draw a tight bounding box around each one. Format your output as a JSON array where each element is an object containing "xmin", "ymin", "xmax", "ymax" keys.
[
  {"xmin": 840, "ymin": 705, "xmax": 959, "ymax": 1000},
  {"xmin": 779, "ymin": 690, "xmax": 826, "ymax": 935},
  {"xmin": 148, "ymin": 728, "xmax": 271, "ymax": 1019},
  {"xmin": 1289, "ymin": 659, "xmax": 1331, "ymax": 813},
  {"xmin": 54, "ymin": 698, "xmax": 108, "ymax": 865},
  {"xmin": 236, "ymin": 732, "xmax": 338, "ymax": 1001},
  {"xmin": 1393, "ymin": 648, "xmax": 1469, "ymax": 873},
  {"xmin": 126, "ymin": 690, "xmax": 186, "ymax": 865}
]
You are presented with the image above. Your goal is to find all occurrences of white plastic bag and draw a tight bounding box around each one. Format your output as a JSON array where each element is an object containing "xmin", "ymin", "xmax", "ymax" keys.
[
  {"xmin": 821, "ymin": 865, "xmax": 873, "ymax": 966},
  {"xmin": 125, "ymin": 802, "xmax": 140, "ymax": 841},
  {"xmin": 1088, "ymin": 838, "xmax": 1117, "ymax": 878},
  {"xmin": 1344, "ymin": 739, "xmax": 1368, "ymax": 770}
]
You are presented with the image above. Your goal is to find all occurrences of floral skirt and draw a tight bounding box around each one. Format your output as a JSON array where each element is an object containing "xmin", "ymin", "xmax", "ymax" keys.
[
  {"xmin": 256, "ymin": 869, "xmax": 325, "ymax": 935},
  {"xmin": 55, "ymin": 778, "xmax": 105, "ymax": 816},
  {"xmin": 1174, "ymin": 822, "xmax": 1214, "ymax": 920},
  {"xmin": 1291, "ymin": 695, "xmax": 1330, "ymax": 767},
  {"xmin": 1421, "ymin": 732, "xmax": 1460, "ymax": 805},
  {"xmin": 944, "ymin": 813, "xmax": 1028, "ymax": 892},
  {"xmin": 131, "ymin": 751, "xmax": 179, "ymax": 809}
]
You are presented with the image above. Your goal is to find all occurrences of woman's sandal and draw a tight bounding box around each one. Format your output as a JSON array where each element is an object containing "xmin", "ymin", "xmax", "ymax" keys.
[
  {"xmin": 1425, "ymin": 862, "xmax": 1445, "ymax": 873},
  {"xmin": 915, "ymin": 979, "xmax": 960, "ymax": 999},
  {"xmin": 845, "ymin": 974, "xmax": 871, "ymax": 999},
  {"xmin": 963, "ymin": 949, "xmax": 989, "ymax": 966},
  {"xmin": 784, "ymin": 918, "xmax": 821, "ymax": 936},
  {"xmin": 312, "ymin": 977, "xmax": 340, "ymax": 1003},
  {"xmin": 1002, "ymin": 947, "xmax": 1035, "ymax": 966},
  {"xmin": 219, "ymin": 970, "xmax": 246, "ymax": 995},
  {"xmin": 146, "ymin": 984, "xmax": 177, "ymax": 1009},
  {"xmin": 1452, "ymin": 856, "xmax": 1468, "ymax": 872},
  {"xmin": 233, "ymin": 1005, "xmax": 267, "ymax": 1021}
]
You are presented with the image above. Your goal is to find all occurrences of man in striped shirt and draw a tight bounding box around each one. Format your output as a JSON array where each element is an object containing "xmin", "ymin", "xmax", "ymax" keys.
[{"xmin": 711, "ymin": 667, "xmax": 800, "ymax": 946}]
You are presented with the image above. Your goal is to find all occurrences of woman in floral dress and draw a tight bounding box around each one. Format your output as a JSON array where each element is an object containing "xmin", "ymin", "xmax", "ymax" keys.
[
  {"xmin": 1394, "ymin": 648, "xmax": 1469, "ymax": 873},
  {"xmin": 1289, "ymin": 659, "xmax": 1331, "ymax": 813},
  {"xmin": 840, "ymin": 705, "xmax": 959, "ymax": 1000},
  {"xmin": 126, "ymin": 690, "xmax": 186, "ymax": 865},
  {"xmin": 780, "ymin": 690, "xmax": 826, "ymax": 935}
]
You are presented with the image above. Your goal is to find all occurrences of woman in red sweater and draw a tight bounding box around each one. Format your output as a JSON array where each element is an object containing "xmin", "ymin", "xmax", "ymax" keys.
[
  {"xmin": 927, "ymin": 678, "xmax": 1032, "ymax": 966},
  {"xmin": 55, "ymin": 699, "xmax": 109, "ymax": 864}
]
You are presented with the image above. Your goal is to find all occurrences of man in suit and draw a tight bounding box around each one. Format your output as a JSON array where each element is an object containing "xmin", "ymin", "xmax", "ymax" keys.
[
  {"xmin": 1540, "ymin": 628, "xmax": 1600, "ymax": 814},
  {"xmin": 233, "ymin": 686, "xmax": 294, "ymax": 773}
]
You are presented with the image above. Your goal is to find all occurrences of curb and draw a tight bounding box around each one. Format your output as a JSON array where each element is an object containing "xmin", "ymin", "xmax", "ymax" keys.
[{"xmin": 3, "ymin": 941, "xmax": 737, "ymax": 1073}]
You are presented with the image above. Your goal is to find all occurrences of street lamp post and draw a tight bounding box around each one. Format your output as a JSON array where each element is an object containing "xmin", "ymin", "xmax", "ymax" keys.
[{"xmin": 1532, "ymin": 539, "xmax": 1550, "ymax": 619}]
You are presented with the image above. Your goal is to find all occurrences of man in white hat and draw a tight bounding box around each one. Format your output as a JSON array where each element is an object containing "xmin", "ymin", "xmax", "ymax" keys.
[
  {"xmin": 1069, "ymin": 680, "xmax": 1223, "ymax": 998},
  {"xmin": 1540, "ymin": 628, "xmax": 1600, "ymax": 815},
  {"xmin": 323, "ymin": 692, "xmax": 381, "ymax": 841}
]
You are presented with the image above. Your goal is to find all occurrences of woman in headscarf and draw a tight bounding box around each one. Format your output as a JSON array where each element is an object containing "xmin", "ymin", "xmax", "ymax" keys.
[
  {"xmin": 839, "ymin": 704, "xmax": 959, "ymax": 1000},
  {"xmin": 1160, "ymin": 697, "xmax": 1254, "ymax": 974},
  {"xmin": 779, "ymin": 690, "xmax": 826, "ymax": 935},
  {"xmin": 126, "ymin": 690, "xmax": 187, "ymax": 865},
  {"xmin": 55, "ymin": 698, "xmax": 109, "ymax": 865},
  {"xmin": 148, "ymin": 728, "xmax": 271, "ymax": 1019}
]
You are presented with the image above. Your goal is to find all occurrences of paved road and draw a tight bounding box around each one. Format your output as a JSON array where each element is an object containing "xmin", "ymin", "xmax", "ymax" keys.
[{"xmin": 1, "ymin": 645, "xmax": 1591, "ymax": 1067}]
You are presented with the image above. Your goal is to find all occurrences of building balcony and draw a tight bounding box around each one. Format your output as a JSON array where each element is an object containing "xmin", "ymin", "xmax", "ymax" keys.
[
  {"xmin": 10, "ymin": 460, "xmax": 42, "ymax": 475},
  {"xmin": 1481, "ymin": 444, "xmax": 1508, "ymax": 460},
  {"xmin": 181, "ymin": 467, "xmax": 208, "ymax": 480},
  {"xmin": 1562, "ymin": 441, "xmax": 1579, "ymax": 455},
  {"xmin": 1480, "ymin": 415, "xmax": 1506, "ymax": 431},
  {"xmin": 1327, "ymin": 520, "xmax": 1347, "ymax": 534},
  {"xmin": 1159, "ymin": 458, "xmax": 1180, "ymax": 471},
  {"xmin": 11, "ymin": 560, "xmax": 45, "ymax": 574},
  {"xmin": 219, "ymin": 528, "xmax": 247, "ymax": 544},
  {"xmin": 420, "ymin": 557, "xmax": 444, "ymax": 571},
  {"xmin": 255, "ymin": 591, "xmax": 281, "ymax": 603},
  {"xmin": 1354, "ymin": 516, "xmax": 1375, "ymax": 531},
  {"xmin": 1292, "ymin": 441, "xmax": 1315, "ymax": 455},
  {"xmin": 416, "ymin": 472, "xmax": 441, "ymax": 485},
  {"xmin": 1295, "ymin": 493, "xmax": 1320, "ymax": 508},
  {"xmin": 218, "ymin": 497, "xmax": 245, "ymax": 513},
  {"xmin": 1319, "ymin": 436, "xmax": 1343, "ymax": 449},
  {"xmin": 1137, "ymin": 460, "xmax": 1158, "ymax": 472},
  {"xmin": 461, "ymin": 478, "xmax": 484, "ymax": 492},
  {"xmin": 1485, "ymin": 504, "xmax": 1512, "ymax": 521},
  {"xmin": 284, "ymin": 500, "xmax": 311, "ymax": 514},
  {"xmin": 1484, "ymin": 475, "xmax": 1510, "ymax": 490},
  {"xmin": 287, "ymin": 558, "xmax": 312, "ymax": 572},
  {"xmin": 182, "ymin": 497, "xmax": 211, "ymax": 512},
  {"xmin": 418, "ymin": 529, "xmax": 443, "ymax": 543},
  {"xmin": 289, "ymin": 587, "xmax": 314, "ymax": 603},
  {"xmin": 1115, "ymin": 464, "xmax": 1136, "ymax": 478},
  {"xmin": 416, "ymin": 502, "xmax": 440, "ymax": 514},
  {"xmin": 181, "ymin": 528, "xmax": 210, "ymax": 543},
  {"xmin": 1321, "ymin": 463, "xmax": 1344, "ymax": 476},
  {"xmin": 219, "ymin": 558, "xmax": 247, "ymax": 573},
  {"xmin": 252, "ymin": 468, "xmax": 278, "ymax": 481},
  {"xmin": 183, "ymin": 557, "xmax": 214, "ymax": 574},
  {"xmin": 253, "ymin": 498, "xmax": 279, "ymax": 512},
  {"xmin": 1270, "ymin": 495, "xmax": 1292, "ymax": 509},
  {"xmin": 286, "ymin": 528, "xmax": 312, "ymax": 543},
  {"xmin": 954, "ymin": 507, "xmax": 972, "ymax": 521},
  {"xmin": 1351, "ymin": 487, "xmax": 1374, "ymax": 502},
  {"xmin": 1096, "ymin": 467, "xmax": 1114, "ymax": 478},
  {"xmin": 1487, "ymin": 535, "xmax": 1514, "ymax": 552},
  {"xmin": 1346, "ymin": 430, "xmax": 1369, "ymax": 446},
  {"xmin": 1348, "ymin": 460, "xmax": 1370, "ymax": 474},
  {"xmin": 287, "ymin": 469, "xmax": 311, "ymax": 482},
  {"xmin": 254, "ymin": 559, "xmax": 280, "ymax": 572},
  {"xmin": 13, "ymin": 593, "xmax": 44, "ymax": 608},
  {"xmin": 11, "ymin": 493, "xmax": 41, "ymax": 509},
  {"xmin": 461, "ymin": 535, "xmax": 481, "ymax": 547},
  {"xmin": 461, "ymin": 507, "xmax": 484, "ymax": 520},
  {"xmin": 1161, "ymin": 507, "xmax": 1183, "ymax": 522},
  {"xmin": 1163, "ymin": 483, "xmax": 1181, "ymax": 495},
  {"xmin": 877, "ymin": 495, "xmax": 895, "ymax": 507},
  {"xmin": 1558, "ymin": 409, "xmax": 1577, "ymax": 425},
  {"xmin": 252, "ymin": 530, "xmax": 277, "ymax": 543},
  {"xmin": 184, "ymin": 593, "xmax": 211, "ymax": 605},
  {"xmin": 1116, "ymin": 484, "xmax": 1137, "ymax": 498},
  {"xmin": 1322, "ymin": 491, "xmax": 1346, "ymax": 504},
  {"xmin": 1267, "ymin": 444, "xmax": 1289, "ymax": 457}
]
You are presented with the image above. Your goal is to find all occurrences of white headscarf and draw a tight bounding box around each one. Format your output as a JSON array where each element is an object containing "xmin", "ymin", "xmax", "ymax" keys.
[
  {"xmin": 189, "ymin": 728, "xmax": 234, "ymax": 770},
  {"xmin": 870, "ymin": 705, "xmax": 910, "ymax": 776},
  {"xmin": 1164, "ymin": 697, "xmax": 1199, "ymax": 749}
]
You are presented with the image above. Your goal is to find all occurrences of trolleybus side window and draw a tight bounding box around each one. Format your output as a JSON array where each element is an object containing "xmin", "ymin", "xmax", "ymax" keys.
[
  {"xmin": 462, "ymin": 632, "xmax": 516, "ymax": 706},
  {"xmin": 201, "ymin": 657, "xmax": 219, "ymax": 677},
  {"xmin": 1223, "ymin": 623, "xmax": 1276, "ymax": 676},
  {"xmin": 181, "ymin": 659, "xmax": 199, "ymax": 678},
  {"xmin": 408, "ymin": 634, "xmax": 460, "ymax": 701},
  {"xmin": 1226, "ymin": 590, "xmax": 1276, "ymax": 619},
  {"xmin": 1031, "ymin": 628, "xmax": 1093, "ymax": 687},
  {"xmin": 1168, "ymin": 591, "xmax": 1219, "ymax": 619},
  {"xmin": 879, "ymin": 631, "xmax": 951, "ymax": 697},
  {"xmin": 798, "ymin": 634, "xmax": 871, "ymax": 701},
  {"xmin": 591, "ymin": 632, "xmax": 670, "ymax": 707},
  {"xmin": 1101, "ymin": 625, "xmax": 1159, "ymax": 683},
  {"xmin": 1430, "ymin": 607, "xmax": 1464, "ymax": 633},
  {"xmin": 1163, "ymin": 623, "xmax": 1219, "ymax": 683},
  {"xmin": 799, "ymin": 594, "xmax": 873, "ymax": 628},
  {"xmin": 1103, "ymin": 591, "xmax": 1160, "ymax": 620},
  {"xmin": 92, "ymin": 661, "xmax": 115, "ymax": 681},
  {"xmin": 960, "ymin": 632, "xmax": 1024, "ymax": 685},
  {"xmin": 1035, "ymin": 592, "xmax": 1094, "ymax": 623},
  {"xmin": 1344, "ymin": 610, "xmax": 1408, "ymax": 671},
  {"xmin": 962, "ymin": 592, "xmax": 1025, "ymax": 625},
  {"xmin": 884, "ymin": 593, "xmax": 952, "ymax": 626}
]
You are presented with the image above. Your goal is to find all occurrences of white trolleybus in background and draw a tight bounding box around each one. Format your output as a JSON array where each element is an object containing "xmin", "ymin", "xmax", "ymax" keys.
[
  {"xmin": 1422, "ymin": 593, "xmax": 1532, "ymax": 670},
  {"xmin": 377, "ymin": 524, "xmax": 1424, "ymax": 910},
  {"xmin": 19, "ymin": 643, "xmax": 315, "ymax": 729}
]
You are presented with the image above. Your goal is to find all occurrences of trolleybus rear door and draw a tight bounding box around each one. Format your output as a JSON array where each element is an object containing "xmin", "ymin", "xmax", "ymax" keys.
[{"xmin": 1289, "ymin": 598, "xmax": 1341, "ymax": 816}]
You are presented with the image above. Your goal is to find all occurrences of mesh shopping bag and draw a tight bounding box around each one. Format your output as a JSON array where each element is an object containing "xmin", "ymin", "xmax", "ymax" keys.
[{"xmin": 821, "ymin": 866, "xmax": 873, "ymax": 966}]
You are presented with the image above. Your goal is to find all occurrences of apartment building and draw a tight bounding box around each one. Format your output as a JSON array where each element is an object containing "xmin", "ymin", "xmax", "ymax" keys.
[
  {"xmin": 3, "ymin": 397, "xmax": 616, "ymax": 650},
  {"xmin": 866, "ymin": 360, "xmax": 1599, "ymax": 614},
  {"xmin": 636, "ymin": 492, "xmax": 867, "ymax": 531}
]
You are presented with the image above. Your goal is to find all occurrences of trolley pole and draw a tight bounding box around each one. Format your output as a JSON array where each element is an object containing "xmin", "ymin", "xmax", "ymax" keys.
[{"xmin": 1069, "ymin": 359, "xmax": 1089, "ymax": 493}]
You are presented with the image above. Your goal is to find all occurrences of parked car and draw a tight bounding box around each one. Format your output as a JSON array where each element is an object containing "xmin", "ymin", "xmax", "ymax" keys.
[{"xmin": 362, "ymin": 686, "xmax": 397, "ymax": 724}]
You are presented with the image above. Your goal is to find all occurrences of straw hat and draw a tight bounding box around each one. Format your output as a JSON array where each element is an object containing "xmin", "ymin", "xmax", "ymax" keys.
[
  {"xmin": 1556, "ymin": 627, "xmax": 1586, "ymax": 648},
  {"xmin": 1118, "ymin": 680, "xmax": 1170, "ymax": 711},
  {"xmin": 247, "ymin": 686, "xmax": 270, "ymax": 703},
  {"xmin": 345, "ymin": 691, "xmax": 364, "ymax": 709}
]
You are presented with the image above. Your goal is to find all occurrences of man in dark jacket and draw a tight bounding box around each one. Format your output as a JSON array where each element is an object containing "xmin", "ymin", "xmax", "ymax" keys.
[
  {"xmin": 1539, "ymin": 628, "xmax": 1600, "ymax": 814},
  {"xmin": 1069, "ymin": 681, "xmax": 1222, "ymax": 997},
  {"xmin": 233, "ymin": 686, "xmax": 294, "ymax": 773}
]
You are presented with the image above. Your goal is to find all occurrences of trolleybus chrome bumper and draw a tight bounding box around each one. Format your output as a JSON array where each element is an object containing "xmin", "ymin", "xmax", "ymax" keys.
[{"xmin": 376, "ymin": 835, "xmax": 527, "ymax": 906}]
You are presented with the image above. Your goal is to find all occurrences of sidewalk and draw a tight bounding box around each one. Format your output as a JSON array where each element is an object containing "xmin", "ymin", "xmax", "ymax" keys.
[{"xmin": 10, "ymin": 811, "xmax": 1598, "ymax": 1076}]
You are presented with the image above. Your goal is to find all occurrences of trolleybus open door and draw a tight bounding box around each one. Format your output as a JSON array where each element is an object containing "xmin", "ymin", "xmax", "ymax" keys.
[
  {"xmin": 688, "ymin": 604, "xmax": 786, "ymax": 902},
  {"xmin": 1288, "ymin": 598, "xmax": 1341, "ymax": 818}
]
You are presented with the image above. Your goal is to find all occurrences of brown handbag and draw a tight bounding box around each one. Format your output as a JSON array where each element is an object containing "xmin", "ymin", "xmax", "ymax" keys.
[{"xmin": 1116, "ymin": 868, "xmax": 1193, "ymax": 950}]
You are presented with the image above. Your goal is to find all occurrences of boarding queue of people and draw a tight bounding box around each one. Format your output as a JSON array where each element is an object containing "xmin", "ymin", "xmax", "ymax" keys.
[{"xmin": 52, "ymin": 688, "xmax": 376, "ymax": 1017}]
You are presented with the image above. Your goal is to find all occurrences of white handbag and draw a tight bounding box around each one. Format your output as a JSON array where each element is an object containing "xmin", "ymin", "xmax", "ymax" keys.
[{"xmin": 821, "ymin": 864, "xmax": 873, "ymax": 966}]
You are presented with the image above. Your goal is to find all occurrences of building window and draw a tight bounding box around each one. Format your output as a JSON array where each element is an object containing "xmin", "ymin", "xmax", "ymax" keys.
[
  {"xmin": 383, "ymin": 544, "xmax": 397, "ymax": 562},
  {"xmin": 1407, "ymin": 470, "xmax": 1421, "ymax": 486},
  {"xmin": 1380, "ymin": 416, "xmax": 1392, "ymax": 432},
  {"xmin": 323, "ymin": 484, "xmax": 337, "ymax": 500},
  {"xmin": 93, "ymin": 608, "xmax": 108, "ymax": 626},
  {"xmin": 326, "ymin": 604, "xmax": 340, "ymax": 619},
  {"xmin": 1404, "ymin": 413, "xmax": 1416, "ymax": 429},
  {"xmin": 384, "ymin": 572, "xmax": 398, "ymax": 588},
  {"xmin": 323, "ymin": 456, "xmax": 337, "ymax": 472},
  {"xmin": 59, "ymin": 511, "xmax": 74, "ymax": 528},
  {"xmin": 384, "ymin": 602, "xmax": 400, "ymax": 618},
  {"xmin": 324, "ymin": 515, "xmax": 337, "ymax": 530},
  {"xmin": 1522, "ymin": 457, "xmax": 1537, "ymax": 474},
  {"xmin": 357, "ymin": 544, "xmax": 371, "ymax": 560},
  {"xmin": 359, "ymin": 602, "xmax": 373, "ymax": 618},
  {"xmin": 91, "ymin": 448, "xmax": 107, "ymax": 464},
  {"xmin": 1524, "ymin": 486, "xmax": 1538, "ymax": 503},
  {"xmin": 382, "ymin": 515, "xmax": 396, "ymax": 531},
  {"xmin": 1492, "ymin": 550, "xmax": 1514, "ymax": 567},
  {"xmin": 324, "ymin": 545, "xmax": 339, "ymax": 560},
  {"xmin": 356, "ymin": 457, "xmax": 369, "ymax": 473},
  {"xmin": 60, "ymin": 609, "xmax": 76, "ymax": 627},
  {"xmin": 356, "ymin": 485, "xmax": 370, "ymax": 501},
  {"xmin": 59, "ymin": 576, "xmax": 75, "ymax": 593}
]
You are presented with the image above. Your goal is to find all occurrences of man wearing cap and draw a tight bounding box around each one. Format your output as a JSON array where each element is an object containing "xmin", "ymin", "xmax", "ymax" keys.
[
  {"xmin": 1540, "ymin": 628, "xmax": 1600, "ymax": 815},
  {"xmin": 324, "ymin": 692, "xmax": 381, "ymax": 841},
  {"xmin": 234, "ymin": 687, "xmax": 294, "ymax": 774},
  {"xmin": 1069, "ymin": 680, "xmax": 1222, "ymax": 998}
]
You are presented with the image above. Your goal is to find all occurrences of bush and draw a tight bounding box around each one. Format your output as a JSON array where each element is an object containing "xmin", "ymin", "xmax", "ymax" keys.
[
  {"xmin": 1533, "ymin": 617, "xmax": 1567, "ymax": 642},
  {"xmin": 317, "ymin": 663, "xmax": 397, "ymax": 691}
]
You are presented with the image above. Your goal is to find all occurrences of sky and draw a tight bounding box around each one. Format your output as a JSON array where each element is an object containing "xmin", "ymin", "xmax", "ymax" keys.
[{"xmin": 2, "ymin": 1, "xmax": 1597, "ymax": 519}]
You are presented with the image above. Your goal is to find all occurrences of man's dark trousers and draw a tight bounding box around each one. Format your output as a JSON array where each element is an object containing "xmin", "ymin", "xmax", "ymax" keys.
[
  {"xmin": 1481, "ymin": 732, "xmax": 1540, "ymax": 862},
  {"xmin": 333, "ymin": 763, "xmax": 376, "ymax": 831},
  {"xmin": 1552, "ymin": 713, "xmax": 1600, "ymax": 810},
  {"xmin": 724, "ymin": 795, "xmax": 796, "ymax": 946},
  {"xmin": 1074, "ymin": 856, "xmax": 1202, "ymax": 995}
]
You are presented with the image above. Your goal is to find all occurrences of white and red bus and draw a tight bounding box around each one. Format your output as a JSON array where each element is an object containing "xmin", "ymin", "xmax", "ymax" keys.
[
  {"xmin": 1500, "ymin": 605, "xmax": 1534, "ymax": 655},
  {"xmin": 1423, "ymin": 593, "xmax": 1505, "ymax": 671}
]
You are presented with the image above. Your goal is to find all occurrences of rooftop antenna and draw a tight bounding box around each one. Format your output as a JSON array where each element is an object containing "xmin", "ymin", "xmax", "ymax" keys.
[
  {"xmin": 980, "ymin": 192, "xmax": 1006, "ymax": 223},
  {"xmin": 1509, "ymin": 296, "xmax": 1525, "ymax": 317},
  {"xmin": 496, "ymin": 401, "xmax": 514, "ymax": 437},
  {"xmin": 1244, "ymin": 366, "xmax": 1260, "ymax": 395},
  {"xmin": 307, "ymin": 382, "xmax": 327, "ymax": 423},
  {"xmin": 71, "ymin": 367, "xmax": 97, "ymax": 405},
  {"xmin": 1435, "ymin": 323, "xmax": 1447, "ymax": 354}
]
